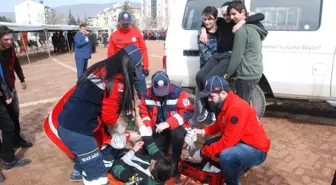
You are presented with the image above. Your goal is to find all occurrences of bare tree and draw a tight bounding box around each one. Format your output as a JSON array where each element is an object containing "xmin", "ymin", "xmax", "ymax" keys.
[
  {"xmin": 47, "ymin": 10, "xmax": 63, "ymax": 25},
  {"xmin": 36, "ymin": 12, "xmax": 46, "ymax": 24}
]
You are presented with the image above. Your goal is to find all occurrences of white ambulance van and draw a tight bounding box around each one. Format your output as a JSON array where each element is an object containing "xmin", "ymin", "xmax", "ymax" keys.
[{"xmin": 163, "ymin": 0, "xmax": 336, "ymax": 117}]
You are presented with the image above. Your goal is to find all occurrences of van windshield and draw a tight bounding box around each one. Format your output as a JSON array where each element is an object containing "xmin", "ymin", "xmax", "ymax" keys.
[{"xmin": 182, "ymin": 0, "xmax": 232, "ymax": 30}]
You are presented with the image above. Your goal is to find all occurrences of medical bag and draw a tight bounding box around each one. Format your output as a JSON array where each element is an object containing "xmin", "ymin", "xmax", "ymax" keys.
[{"xmin": 179, "ymin": 160, "xmax": 225, "ymax": 185}]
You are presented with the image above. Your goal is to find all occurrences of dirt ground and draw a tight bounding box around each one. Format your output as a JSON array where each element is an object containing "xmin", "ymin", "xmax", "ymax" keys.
[{"xmin": 1, "ymin": 41, "xmax": 335, "ymax": 185}]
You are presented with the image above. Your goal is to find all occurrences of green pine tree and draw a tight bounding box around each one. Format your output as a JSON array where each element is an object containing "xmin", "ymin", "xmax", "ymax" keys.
[
  {"xmin": 0, "ymin": 16, "xmax": 12, "ymax": 22},
  {"xmin": 84, "ymin": 14, "xmax": 88, "ymax": 24},
  {"xmin": 76, "ymin": 15, "xmax": 81, "ymax": 25},
  {"xmin": 68, "ymin": 9, "xmax": 77, "ymax": 25}
]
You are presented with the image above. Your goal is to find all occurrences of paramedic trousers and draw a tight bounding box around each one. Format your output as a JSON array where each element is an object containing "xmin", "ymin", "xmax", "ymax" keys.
[
  {"xmin": 75, "ymin": 58, "xmax": 88, "ymax": 79},
  {"xmin": 0, "ymin": 101, "xmax": 16, "ymax": 162},
  {"xmin": 204, "ymin": 137, "xmax": 267, "ymax": 185},
  {"xmin": 153, "ymin": 126, "xmax": 186, "ymax": 164},
  {"xmin": 58, "ymin": 125, "xmax": 108, "ymax": 185},
  {"xmin": 73, "ymin": 145, "xmax": 124, "ymax": 175},
  {"xmin": 4, "ymin": 89, "xmax": 22, "ymax": 145},
  {"xmin": 135, "ymin": 67, "xmax": 147, "ymax": 99},
  {"xmin": 195, "ymin": 54, "xmax": 230, "ymax": 111}
]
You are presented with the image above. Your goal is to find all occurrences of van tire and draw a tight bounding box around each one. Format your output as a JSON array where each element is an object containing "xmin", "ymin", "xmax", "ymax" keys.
[{"xmin": 250, "ymin": 85, "xmax": 266, "ymax": 118}]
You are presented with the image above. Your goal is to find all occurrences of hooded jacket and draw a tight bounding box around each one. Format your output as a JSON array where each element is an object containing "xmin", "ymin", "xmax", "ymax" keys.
[{"xmin": 226, "ymin": 24, "xmax": 268, "ymax": 80}]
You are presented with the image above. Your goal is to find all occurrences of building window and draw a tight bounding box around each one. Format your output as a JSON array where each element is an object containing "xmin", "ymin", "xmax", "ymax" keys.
[{"xmin": 251, "ymin": 0, "xmax": 322, "ymax": 31}]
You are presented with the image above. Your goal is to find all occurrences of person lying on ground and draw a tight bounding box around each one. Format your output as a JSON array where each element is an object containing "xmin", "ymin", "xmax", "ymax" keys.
[{"xmin": 110, "ymin": 101, "xmax": 174, "ymax": 185}]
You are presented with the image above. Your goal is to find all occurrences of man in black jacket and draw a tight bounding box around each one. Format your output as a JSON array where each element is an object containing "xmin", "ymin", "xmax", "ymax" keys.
[
  {"xmin": 0, "ymin": 59, "xmax": 31, "ymax": 179},
  {"xmin": 0, "ymin": 26, "xmax": 32, "ymax": 150}
]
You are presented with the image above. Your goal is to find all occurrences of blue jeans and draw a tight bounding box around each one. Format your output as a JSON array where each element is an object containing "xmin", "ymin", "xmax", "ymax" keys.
[
  {"xmin": 75, "ymin": 58, "xmax": 88, "ymax": 79},
  {"xmin": 219, "ymin": 143, "xmax": 267, "ymax": 185},
  {"xmin": 58, "ymin": 125, "xmax": 107, "ymax": 183},
  {"xmin": 134, "ymin": 67, "xmax": 147, "ymax": 99}
]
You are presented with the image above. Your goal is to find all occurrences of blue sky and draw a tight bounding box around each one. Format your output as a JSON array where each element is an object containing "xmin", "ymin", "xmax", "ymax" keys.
[{"xmin": 0, "ymin": 0, "xmax": 140, "ymax": 12}]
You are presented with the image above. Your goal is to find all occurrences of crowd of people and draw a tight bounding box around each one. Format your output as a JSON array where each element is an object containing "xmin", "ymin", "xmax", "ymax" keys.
[
  {"xmin": 51, "ymin": 30, "xmax": 98, "ymax": 55},
  {"xmin": 0, "ymin": 0, "xmax": 271, "ymax": 184},
  {"xmin": 142, "ymin": 30, "xmax": 167, "ymax": 40}
]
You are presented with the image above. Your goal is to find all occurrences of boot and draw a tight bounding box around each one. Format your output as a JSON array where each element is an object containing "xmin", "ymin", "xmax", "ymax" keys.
[{"xmin": 171, "ymin": 161, "xmax": 180, "ymax": 178}]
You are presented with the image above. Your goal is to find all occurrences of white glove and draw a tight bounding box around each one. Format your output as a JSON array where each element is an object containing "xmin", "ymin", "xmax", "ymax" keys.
[
  {"xmin": 156, "ymin": 122, "xmax": 170, "ymax": 133},
  {"xmin": 139, "ymin": 125, "xmax": 151, "ymax": 136},
  {"xmin": 147, "ymin": 126, "xmax": 153, "ymax": 136},
  {"xmin": 110, "ymin": 133, "xmax": 126, "ymax": 149},
  {"xmin": 192, "ymin": 150, "xmax": 203, "ymax": 163},
  {"xmin": 184, "ymin": 128, "xmax": 197, "ymax": 151}
]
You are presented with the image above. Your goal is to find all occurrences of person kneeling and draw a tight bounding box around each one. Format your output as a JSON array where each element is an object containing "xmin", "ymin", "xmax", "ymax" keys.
[
  {"xmin": 192, "ymin": 75, "xmax": 271, "ymax": 185},
  {"xmin": 138, "ymin": 71, "xmax": 194, "ymax": 175}
]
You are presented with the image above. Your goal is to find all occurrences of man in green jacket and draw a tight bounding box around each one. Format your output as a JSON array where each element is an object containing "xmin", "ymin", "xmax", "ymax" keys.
[{"xmin": 224, "ymin": 1, "xmax": 268, "ymax": 103}]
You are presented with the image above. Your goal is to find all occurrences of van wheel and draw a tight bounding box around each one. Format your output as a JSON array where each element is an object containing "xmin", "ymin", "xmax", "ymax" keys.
[{"xmin": 250, "ymin": 85, "xmax": 266, "ymax": 118}]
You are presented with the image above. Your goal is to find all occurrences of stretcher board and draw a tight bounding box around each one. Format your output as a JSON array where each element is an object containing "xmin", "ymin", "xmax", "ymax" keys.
[{"xmin": 107, "ymin": 173, "xmax": 203, "ymax": 185}]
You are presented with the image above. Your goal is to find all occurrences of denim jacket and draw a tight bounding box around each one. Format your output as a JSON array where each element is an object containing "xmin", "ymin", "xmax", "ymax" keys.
[{"xmin": 197, "ymin": 29, "xmax": 218, "ymax": 68}]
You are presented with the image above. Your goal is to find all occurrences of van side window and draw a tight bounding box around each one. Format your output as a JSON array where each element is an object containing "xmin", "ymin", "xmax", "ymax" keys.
[
  {"xmin": 251, "ymin": 0, "xmax": 322, "ymax": 31},
  {"xmin": 182, "ymin": 0, "xmax": 230, "ymax": 30}
]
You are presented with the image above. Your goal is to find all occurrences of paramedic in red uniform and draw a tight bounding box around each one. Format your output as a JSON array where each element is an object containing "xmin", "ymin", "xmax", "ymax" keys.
[
  {"xmin": 46, "ymin": 45, "xmax": 142, "ymax": 185},
  {"xmin": 139, "ymin": 71, "xmax": 194, "ymax": 176},
  {"xmin": 192, "ymin": 75, "xmax": 271, "ymax": 185},
  {"xmin": 107, "ymin": 10, "xmax": 149, "ymax": 99}
]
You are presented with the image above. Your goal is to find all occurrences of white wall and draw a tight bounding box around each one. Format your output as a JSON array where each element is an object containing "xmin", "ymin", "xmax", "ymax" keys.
[{"xmin": 15, "ymin": 0, "xmax": 45, "ymax": 25}]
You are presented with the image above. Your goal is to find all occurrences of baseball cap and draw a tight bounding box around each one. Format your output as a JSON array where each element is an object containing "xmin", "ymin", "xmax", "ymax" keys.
[
  {"xmin": 152, "ymin": 71, "xmax": 170, "ymax": 97},
  {"xmin": 118, "ymin": 11, "xmax": 131, "ymax": 25},
  {"xmin": 122, "ymin": 44, "xmax": 143, "ymax": 68},
  {"xmin": 199, "ymin": 76, "xmax": 230, "ymax": 98}
]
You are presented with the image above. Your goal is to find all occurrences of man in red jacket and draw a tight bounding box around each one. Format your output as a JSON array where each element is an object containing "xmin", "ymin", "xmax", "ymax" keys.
[
  {"xmin": 192, "ymin": 75, "xmax": 270, "ymax": 185},
  {"xmin": 107, "ymin": 11, "xmax": 148, "ymax": 99}
]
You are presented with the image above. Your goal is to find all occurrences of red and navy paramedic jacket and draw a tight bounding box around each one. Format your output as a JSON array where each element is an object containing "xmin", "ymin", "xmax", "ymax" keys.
[
  {"xmin": 201, "ymin": 91, "xmax": 271, "ymax": 161},
  {"xmin": 44, "ymin": 69, "xmax": 127, "ymax": 159},
  {"xmin": 139, "ymin": 84, "xmax": 194, "ymax": 129}
]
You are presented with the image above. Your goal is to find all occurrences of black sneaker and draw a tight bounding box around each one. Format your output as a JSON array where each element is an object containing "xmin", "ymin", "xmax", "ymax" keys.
[
  {"xmin": 14, "ymin": 138, "xmax": 33, "ymax": 148},
  {"xmin": 3, "ymin": 159, "xmax": 32, "ymax": 170},
  {"xmin": 171, "ymin": 162, "xmax": 180, "ymax": 178},
  {"xmin": 0, "ymin": 173, "xmax": 5, "ymax": 182},
  {"xmin": 20, "ymin": 139, "xmax": 33, "ymax": 148}
]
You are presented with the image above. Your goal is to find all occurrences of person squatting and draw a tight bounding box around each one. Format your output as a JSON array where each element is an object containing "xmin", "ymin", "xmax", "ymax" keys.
[{"xmin": 44, "ymin": 1, "xmax": 271, "ymax": 185}]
